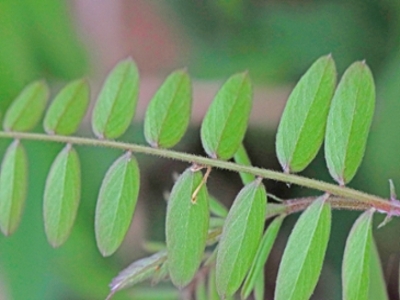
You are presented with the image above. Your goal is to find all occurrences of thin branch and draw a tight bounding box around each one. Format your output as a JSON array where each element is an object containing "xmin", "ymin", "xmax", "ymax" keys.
[{"xmin": 0, "ymin": 131, "xmax": 397, "ymax": 216}]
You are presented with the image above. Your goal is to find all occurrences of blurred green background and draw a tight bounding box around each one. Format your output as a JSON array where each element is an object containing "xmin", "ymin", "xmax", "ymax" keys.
[{"xmin": 1, "ymin": 0, "xmax": 400, "ymax": 299}]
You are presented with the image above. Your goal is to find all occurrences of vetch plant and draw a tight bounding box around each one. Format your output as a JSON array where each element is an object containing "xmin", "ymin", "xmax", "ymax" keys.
[{"xmin": 0, "ymin": 54, "xmax": 395, "ymax": 299}]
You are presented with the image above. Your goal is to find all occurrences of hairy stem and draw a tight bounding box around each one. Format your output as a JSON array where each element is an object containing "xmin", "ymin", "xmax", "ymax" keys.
[{"xmin": 0, "ymin": 131, "xmax": 396, "ymax": 215}]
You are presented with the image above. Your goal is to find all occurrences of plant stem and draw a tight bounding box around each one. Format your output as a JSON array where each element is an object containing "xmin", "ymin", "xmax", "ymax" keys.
[{"xmin": 0, "ymin": 131, "xmax": 396, "ymax": 214}]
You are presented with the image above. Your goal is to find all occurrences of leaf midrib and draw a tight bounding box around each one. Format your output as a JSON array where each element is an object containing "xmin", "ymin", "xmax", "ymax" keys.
[
  {"xmin": 213, "ymin": 75, "xmax": 247, "ymax": 158},
  {"xmin": 289, "ymin": 61, "xmax": 332, "ymax": 169},
  {"xmin": 156, "ymin": 72, "xmax": 187, "ymax": 145}
]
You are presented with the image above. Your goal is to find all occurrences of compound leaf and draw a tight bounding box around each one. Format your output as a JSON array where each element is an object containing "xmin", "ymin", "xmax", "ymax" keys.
[
  {"xmin": 216, "ymin": 179, "xmax": 266, "ymax": 298},
  {"xmin": 0, "ymin": 140, "xmax": 28, "ymax": 235},
  {"xmin": 144, "ymin": 69, "xmax": 192, "ymax": 148},
  {"xmin": 242, "ymin": 214, "xmax": 284, "ymax": 299},
  {"xmin": 276, "ymin": 55, "xmax": 336, "ymax": 173},
  {"xmin": 200, "ymin": 72, "xmax": 252, "ymax": 160},
  {"xmin": 3, "ymin": 80, "xmax": 49, "ymax": 131},
  {"xmin": 43, "ymin": 79, "xmax": 90, "ymax": 135},
  {"xmin": 166, "ymin": 168, "xmax": 209, "ymax": 288},
  {"xmin": 275, "ymin": 196, "xmax": 331, "ymax": 300},
  {"xmin": 95, "ymin": 152, "xmax": 140, "ymax": 256},
  {"xmin": 342, "ymin": 209, "xmax": 374, "ymax": 300},
  {"xmin": 325, "ymin": 61, "xmax": 375, "ymax": 185},
  {"xmin": 43, "ymin": 144, "xmax": 81, "ymax": 247},
  {"xmin": 92, "ymin": 58, "xmax": 139, "ymax": 139}
]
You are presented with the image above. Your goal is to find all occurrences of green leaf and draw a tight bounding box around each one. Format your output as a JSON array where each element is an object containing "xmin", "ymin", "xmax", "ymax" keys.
[
  {"xmin": 216, "ymin": 179, "xmax": 267, "ymax": 298},
  {"xmin": 3, "ymin": 80, "xmax": 49, "ymax": 131},
  {"xmin": 166, "ymin": 167, "xmax": 209, "ymax": 288},
  {"xmin": 325, "ymin": 61, "xmax": 375, "ymax": 185},
  {"xmin": 208, "ymin": 267, "xmax": 220, "ymax": 300},
  {"xmin": 151, "ymin": 261, "xmax": 169, "ymax": 285},
  {"xmin": 254, "ymin": 270, "xmax": 265, "ymax": 300},
  {"xmin": 91, "ymin": 58, "xmax": 139, "ymax": 139},
  {"xmin": 108, "ymin": 250, "xmax": 167, "ymax": 297},
  {"xmin": 233, "ymin": 143, "xmax": 256, "ymax": 184},
  {"xmin": 209, "ymin": 196, "xmax": 228, "ymax": 218},
  {"xmin": 369, "ymin": 238, "xmax": 388, "ymax": 300},
  {"xmin": 276, "ymin": 55, "xmax": 336, "ymax": 173},
  {"xmin": 43, "ymin": 79, "xmax": 90, "ymax": 135},
  {"xmin": 195, "ymin": 276, "xmax": 207, "ymax": 300},
  {"xmin": 241, "ymin": 214, "xmax": 284, "ymax": 299},
  {"xmin": 0, "ymin": 140, "xmax": 28, "ymax": 235},
  {"xmin": 95, "ymin": 152, "xmax": 140, "ymax": 256},
  {"xmin": 200, "ymin": 72, "xmax": 252, "ymax": 160},
  {"xmin": 275, "ymin": 196, "xmax": 331, "ymax": 300},
  {"xmin": 342, "ymin": 209, "xmax": 374, "ymax": 300},
  {"xmin": 144, "ymin": 69, "xmax": 192, "ymax": 148},
  {"xmin": 43, "ymin": 144, "xmax": 81, "ymax": 247}
]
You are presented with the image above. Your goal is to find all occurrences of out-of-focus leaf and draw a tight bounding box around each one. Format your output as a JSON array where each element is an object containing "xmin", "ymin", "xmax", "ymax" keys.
[
  {"xmin": 276, "ymin": 55, "xmax": 336, "ymax": 173},
  {"xmin": 242, "ymin": 214, "xmax": 284, "ymax": 299},
  {"xmin": 275, "ymin": 196, "xmax": 331, "ymax": 300},
  {"xmin": 200, "ymin": 72, "xmax": 252, "ymax": 160},
  {"xmin": 342, "ymin": 209, "xmax": 374, "ymax": 300},
  {"xmin": 3, "ymin": 80, "xmax": 49, "ymax": 131},
  {"xmin": 144, "ymin": 69, "xmax": 192, "ymax": 148},
  {"xmin": 369, "ymin": 238, "xmax": 388, "ymax": 300},
  {"xmin": 195, "ymin": 276, "xmax": 207, "ymax": 300},
  {"xmin": 95, "ymin": 152, "xmax": 140, "ymax": 256},
  {"xmin": 325, "ymin": 61, "xmax": 375, "ymax": 185},
  {"xmin": 151, "ymin": 261, "xmax": 169, "ymax": 285},
  {"xmin": 107, "ymin": 250, "xmax": 167, "ymax": 298},
  {"xmin": 208, "ymin": 267, "xmax": 219, "ymax": 300},
  {"xmin": 254, "ymin": 270, "xmax": 265, "ymax": 300},
  {"xmin": 233, "ymin": 143, "xmax": 256, "ymax": 184},
  {"xmin": 92, "ymin": 58, "xmax": 139, "ymax": 139},
  {"xmin": 23, "ymin": 0, "xmax": 88, "ymax": 78},
  {"xmin": 43, "ymin": 79, "xmax": 90, "ymax": 135},
  {"xmin": 216, "ymin": 179, "xmax": 266, "ymax": 298},
  {"xmin": 166, "ymin": 168, "xmax": 209, "ymax": 288},
  {"xmin": 43, "ymin": 144, "xmax": 81, "ymax": 247},
  {"xmin": 209, "ymin": 196, "xmax": 228, "ymax": 218},
  {"xmin": 0, "ymin": 140, "xmax": 28, "ymax": 235}
]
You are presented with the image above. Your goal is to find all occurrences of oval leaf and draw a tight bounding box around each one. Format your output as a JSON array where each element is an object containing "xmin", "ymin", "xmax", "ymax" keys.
[
  {"xmin": 91, "ymin": 58, "xmax": 139, "ymax": 139},
  {"xmin": 43, "ymin": 79, "xmax": 90, "ymax": 135},
  {"xmin": 241, "ymin": 214, "xmax": 284, "ymax": 299},
  {"xmin": 342, "ymin": 209, "xmax": 374, "ymax": 300},
  {"xmin": 275, "ymin": 196, "xmax": 331, "ymax": 300},
  {"xmin": 43, "ymin": 144, "xmax": 81, "ymax": 247},
  {"xmin": 166, "ymin": 168, "xmax": 209, "ymax": 288},
  {"xmin": 276, "ymin": 55, "xmax": 336, "ymax": 173},
  {"xmin": 200, "ymin": 72, "xmax": 252, "ymax": 160},
  {"xmin": 325, "ymin": 61, "xmax": 375, "ymax": 185},
  {"xmin": 216, "ymin": 179, "xmax": 267, "ymax": 298},
  {"xmin": 0, "ymin": 140, "xmax": 28, "ymax": 235},
  {"xmin": 95, "ymin": 152, "xmax": 140, "ymax": 256},
  {"xmin": 144, "ymin": 69, "xmax": 192, "ymax": 148},
  {"xmin": 3, "ymin": 80, "xmax": 49, "ymax": 131}
]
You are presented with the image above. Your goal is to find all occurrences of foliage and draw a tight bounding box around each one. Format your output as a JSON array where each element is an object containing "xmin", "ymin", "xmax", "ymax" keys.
[{"xmin": 0, "ymin": 55, "xmax": 395, "ymax": 300}]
